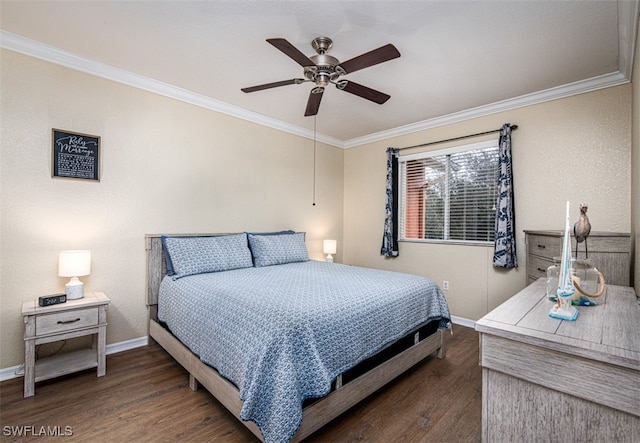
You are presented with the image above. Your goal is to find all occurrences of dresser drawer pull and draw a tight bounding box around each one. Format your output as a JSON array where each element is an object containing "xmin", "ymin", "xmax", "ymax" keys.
[
  {"xmin": 537, "ymin": 244, "xmax": 546, "ymax": 249},
  {"xmin": 57, "ymin": 318, "xmax": 81, "ymax": 325}
]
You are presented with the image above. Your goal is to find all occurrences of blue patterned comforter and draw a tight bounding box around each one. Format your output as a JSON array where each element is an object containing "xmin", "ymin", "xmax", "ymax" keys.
[{"xmin": 158, "ymin": 260, "xmax": 450, "ymax": 442}]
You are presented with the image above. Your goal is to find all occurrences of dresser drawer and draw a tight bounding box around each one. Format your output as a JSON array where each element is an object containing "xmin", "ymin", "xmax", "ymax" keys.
[
  {"xmin": 526, "ymin": 235, "xmax": 560, "ymax": 259},
  {"xmin": 578, "ymin": 235, "xmax": 631, "ymax": 253},
  {"xmin": 525, "ymin": 230, "xmax": 631, "ymax": 286},
  {"xmin": 526, "ymin": 255, "xmax": 553, "ymax": 280},
  {"xmin": 36, "ymin": 307, "xmax": 99, "ymax": 335}
]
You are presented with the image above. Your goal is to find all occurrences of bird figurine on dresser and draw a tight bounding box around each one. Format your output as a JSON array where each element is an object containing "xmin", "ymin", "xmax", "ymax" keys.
[{"xmin": 573, "ymin": 203, "xmax": 591, "ymax": 258}]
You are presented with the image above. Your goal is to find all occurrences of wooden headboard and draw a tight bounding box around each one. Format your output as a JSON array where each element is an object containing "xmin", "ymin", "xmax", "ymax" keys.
[
  {"xmin": 145, "ymin": 233, "xmax": 228, "ymax": 319},
  {"xmin": 145, "ymin": 234, "xmax": 166, "ymax": 309}
]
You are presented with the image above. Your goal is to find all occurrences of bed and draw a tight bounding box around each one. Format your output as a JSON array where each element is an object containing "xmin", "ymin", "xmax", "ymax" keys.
[{"xmin": 145, "ymin": 232, "xmax": 450, "ymax": 442}]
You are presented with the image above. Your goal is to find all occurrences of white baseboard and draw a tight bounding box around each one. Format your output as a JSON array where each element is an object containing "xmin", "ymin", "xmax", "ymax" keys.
[
  {"xmin": 450, "ymin": 315, "xmax": 476, "ymax": 329},
  {"xmin": 0, "ymin": 336, "xmax": 149, "ymax": 382},
  {"xmin": 0, "ymin": 364, "xmax": 24, "ymax": 382},
  {"xmin": 106, "ymin": 336, "xmax": 148, "ymax": 355}
]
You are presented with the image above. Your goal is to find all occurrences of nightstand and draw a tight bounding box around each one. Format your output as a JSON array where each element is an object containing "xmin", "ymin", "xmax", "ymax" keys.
[{"xmin": 22, "ymin": 292, "xmax": 110, "ymax": 397}]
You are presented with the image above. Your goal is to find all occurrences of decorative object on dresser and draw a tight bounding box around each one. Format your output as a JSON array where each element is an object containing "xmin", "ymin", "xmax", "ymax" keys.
[
  {"xmin": 58, "ymin": 250, "xmax": 91, "ymax": 300},
  {"xmin": 572, "ymin": 203, "xmax": 591, "ymax": 257},
  {"xmin": 545, "ymin": 258, "xmax": 605, "ymax": 302},
  {"xmin": 524, "ymin": 230, "xmax": 631, "ymax": 286},
  {"xmin": 475, "ymin": 279, "xmax": 639, "ymax": 442},
  {"xmin": 548, "ymin": 201, "xmax": 579, "ymax": 321},
  {"xmin": 22, "ymin": 292, "xmax": 109, "ymax": 397},
  {"xmin": 323, "ymin": 239, "xmax": 337, "ymax": 263}
]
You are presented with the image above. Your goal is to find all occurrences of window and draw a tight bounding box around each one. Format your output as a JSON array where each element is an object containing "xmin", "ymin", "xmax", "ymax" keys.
[{"xmin": 399, "ymin": 140, "xmax": 499, "ymax": 244}]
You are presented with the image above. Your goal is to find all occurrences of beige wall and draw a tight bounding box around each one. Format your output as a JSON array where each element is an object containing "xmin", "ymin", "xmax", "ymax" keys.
[
  {"xmin": 1, "ymin": 42, "xmax": 636, "ymax": 371},
  {"xmin": 633, "ymin": 23, "xmax": 640, "ymax": 291},
  {"xmin": 344, "ymin": 85, "xmax": 632, "ymax": 320},
  {"xmin": 0, "ymin": 50, "xmax": 344, "ymax": 369}
]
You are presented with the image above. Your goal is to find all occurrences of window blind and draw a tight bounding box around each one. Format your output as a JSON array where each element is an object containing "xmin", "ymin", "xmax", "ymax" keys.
[{"xmin": 399, "ymin": 141, "xmax": 499, "ymax": 244}]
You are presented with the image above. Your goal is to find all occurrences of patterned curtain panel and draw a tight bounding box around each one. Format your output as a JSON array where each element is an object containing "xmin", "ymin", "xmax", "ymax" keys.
[
  {"xmin": 493, "ymin": 124, "xmax": 518, "ymax": 268},
  {"xmin": 381, "ymin": 147, "xmax": 400, "ymax": 257}
]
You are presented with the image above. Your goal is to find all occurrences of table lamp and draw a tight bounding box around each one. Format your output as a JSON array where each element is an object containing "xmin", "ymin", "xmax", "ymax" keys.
[
  {"xmin": 323, "ymin": 240, "xmax": 337, "ymax": 263},
  {"xmin": 58, "ymin": 250, "xmax": 91, "ymax": 300}
]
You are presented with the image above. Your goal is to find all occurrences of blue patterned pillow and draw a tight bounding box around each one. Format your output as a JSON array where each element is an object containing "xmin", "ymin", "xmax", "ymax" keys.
[
  {"xmin": 161, "ymin": 236, "xmax": 177, "ymax": 276},
  {"xmin": 248, "ymin": 232, "xmax": 309, "ymax": 267},
  {"xmin": 163, "ymin": 234, "xmax": 253, "ymax": 279}
]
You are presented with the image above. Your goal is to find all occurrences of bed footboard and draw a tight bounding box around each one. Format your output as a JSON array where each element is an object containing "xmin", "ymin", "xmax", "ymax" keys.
[
  {"xmin": 150, "ymin": 317, "xmax": 446, "ymax": 442},
  {"xmin": 292, "ymin": 326, "xmax": 446, "ymax": 441},
  {"xmin": 149, "ymin": 319, "xmax": 265, "ymax": 439}
]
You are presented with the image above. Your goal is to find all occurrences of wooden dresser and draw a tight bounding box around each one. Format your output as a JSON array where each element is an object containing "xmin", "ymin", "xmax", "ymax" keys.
[
  {"xmin": 524, "ymin": 230, "xmax": 631, "ymax": 286},
  {"xmin": 475, "ymin": 279, "xmax": 639, "ymax": 442}
]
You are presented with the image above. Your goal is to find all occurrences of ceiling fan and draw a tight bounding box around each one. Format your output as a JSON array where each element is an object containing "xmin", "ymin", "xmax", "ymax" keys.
[{"xmin": 241, "ymin": 37, "xmax": 401, "ymax": 116}]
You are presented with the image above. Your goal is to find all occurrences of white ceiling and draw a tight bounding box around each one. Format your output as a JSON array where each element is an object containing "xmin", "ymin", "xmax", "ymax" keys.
[{"xmin": 1, "ymin": 1, "xmax": 638, "ymax": 147}]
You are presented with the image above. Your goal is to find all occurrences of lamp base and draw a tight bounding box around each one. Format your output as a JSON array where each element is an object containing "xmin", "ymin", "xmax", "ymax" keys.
[
  {"xmin": 65, "ymin": 278, "xmax": 84, "ymax": 300},
  {"xmin": 325, "ymin": 254, "xmax": 334, "ymax": 263}
]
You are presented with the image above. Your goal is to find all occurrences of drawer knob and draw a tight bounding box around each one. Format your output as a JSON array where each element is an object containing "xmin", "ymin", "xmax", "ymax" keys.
[
  {"xmin": 537, "ymin": 244, "xmax": 546, "ymax": 249},
  {"xmin": 537, "ymin": 268, "xmax": 546, "ymax": 273},
  {"xmin": 57, "ymin": 318, "xmax": 81, "ymax": 325}
]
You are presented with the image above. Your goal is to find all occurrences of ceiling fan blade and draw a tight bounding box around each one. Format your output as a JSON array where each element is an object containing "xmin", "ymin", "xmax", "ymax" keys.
[
  {"xmin": 337, "ymin": 43, "xmax": 400, "ymax": 74},
  {"xmin": 337, "ymin": 81, "xmax": 390, "ymax": 104},
  {"xmin": 304, "ymin": 88, "xmax": 324, "ymax": 116},
  {"xmin": 267, "ymin": 38, "xmax": 315, "ymax": 67},
  {"xmin": 241, "ymin": 78, "xmax": 304, "ymax": 93}
]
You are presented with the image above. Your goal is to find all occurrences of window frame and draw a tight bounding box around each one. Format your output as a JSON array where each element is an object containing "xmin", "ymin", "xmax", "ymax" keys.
[{"xmin": 398, "ymin": 139, "xmax": 499, "ymax": 247}]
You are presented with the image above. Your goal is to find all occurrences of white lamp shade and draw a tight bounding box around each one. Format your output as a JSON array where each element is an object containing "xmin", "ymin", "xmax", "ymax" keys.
[
  {"xmin": 323, "ymin": 240, "xmax": 337, "ymax": 255},
  {"xmin": 58, "ymin": 250, "xmax": 91, "ymax": 277}
]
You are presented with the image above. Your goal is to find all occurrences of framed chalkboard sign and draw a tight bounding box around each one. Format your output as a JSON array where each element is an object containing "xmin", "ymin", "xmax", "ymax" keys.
[{"xmin": 52, "ymin": 129, "xmax": 100, "ymax": 181}]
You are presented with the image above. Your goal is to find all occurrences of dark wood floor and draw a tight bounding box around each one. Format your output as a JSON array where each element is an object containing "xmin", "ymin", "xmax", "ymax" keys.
[{"xmin": 0, "ymin": 325, "xmax": 481, "ymax": 442}]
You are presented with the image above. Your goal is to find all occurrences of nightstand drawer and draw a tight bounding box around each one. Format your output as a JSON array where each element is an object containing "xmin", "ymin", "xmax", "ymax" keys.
[{"xmin": 36, "ymin": 307, "xmax": 99, "ymax": 335}]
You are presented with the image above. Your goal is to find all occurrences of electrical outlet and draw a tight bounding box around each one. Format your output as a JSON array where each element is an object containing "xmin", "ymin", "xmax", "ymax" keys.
[{"xmin": 442, "ymin": 280, "xmax": 450, "ymax": 291}]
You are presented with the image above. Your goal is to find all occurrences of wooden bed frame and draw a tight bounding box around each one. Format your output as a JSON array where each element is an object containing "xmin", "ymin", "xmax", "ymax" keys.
[{"xmin": 145, "ymin": 233, "xmax": 447, "ymax": 442}]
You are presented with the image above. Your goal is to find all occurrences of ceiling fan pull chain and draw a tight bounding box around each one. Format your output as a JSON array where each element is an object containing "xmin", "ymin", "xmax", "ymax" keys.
[{"xmin": 312, "ymin": 115, "xmax": 317, "ymax": 206}]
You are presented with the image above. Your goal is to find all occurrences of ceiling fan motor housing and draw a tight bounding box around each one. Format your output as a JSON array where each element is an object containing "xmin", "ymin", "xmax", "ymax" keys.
[
  {"xmin": 306, "ymin": 37, "xmax": 342, "ymax": 87},
  {"xmin": 305, "ymin": 58, "xmax": 341, "ymax": 86}
]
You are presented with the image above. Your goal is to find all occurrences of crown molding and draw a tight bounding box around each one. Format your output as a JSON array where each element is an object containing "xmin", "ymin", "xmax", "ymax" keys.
[
  {"xmin": 2, "ymin": 12, "xmax": 635, "ymax": 151},
  {"xmin": 343, "ymin": 70, "xmax": 629, "ymax": 148},
  {"xmin": 618, "ymin": 0, "xmax": 640, "ymax": 80},
  {"xmin": 0, "ymin": 30, "xmax": 344, "ymax": 148}
]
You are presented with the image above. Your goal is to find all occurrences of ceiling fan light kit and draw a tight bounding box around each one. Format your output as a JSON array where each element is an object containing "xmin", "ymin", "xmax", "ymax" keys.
[{"xmin": 241, "ymin": 36, "xmax": 400, "ymax": 116}]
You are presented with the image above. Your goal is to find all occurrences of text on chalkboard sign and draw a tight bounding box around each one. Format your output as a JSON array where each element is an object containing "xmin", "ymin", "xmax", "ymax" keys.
[{"xmin": 52, "ymin": 129, "xmax": 100, "ymax": 181}]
